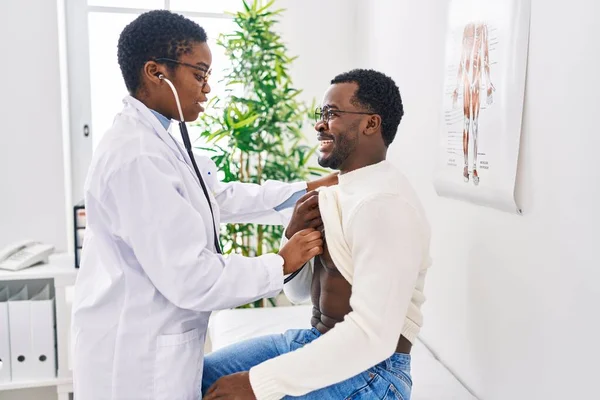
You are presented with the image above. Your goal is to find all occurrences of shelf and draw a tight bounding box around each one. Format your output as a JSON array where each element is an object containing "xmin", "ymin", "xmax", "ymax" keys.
[
  {"xmin": 0, "ymin": 253, "xmax": 76, "ymax": 281},
  {"xmin": 0, "ymin": 377, "xmax": 72, "ymax": 391}
]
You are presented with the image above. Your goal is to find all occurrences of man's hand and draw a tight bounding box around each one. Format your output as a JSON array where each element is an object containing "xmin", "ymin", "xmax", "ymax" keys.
[
  {"xmin": 306, "ymin": 172, "xmax": 338, "ymax": 192},
  {"xmin": 203, "ymin": 372, "xmax": 256, "ymax": 400},
  {"xmin": 279, "ymin": 228, "xmax": 322, "ymax": 275},
  {"xmin": 285, "ymin": 190, "xmax": 322, "ymax": 239}
]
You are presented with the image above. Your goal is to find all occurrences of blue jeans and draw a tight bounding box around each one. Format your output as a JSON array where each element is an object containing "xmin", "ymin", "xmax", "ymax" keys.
[{"xmin": 201, "ymin": 327, "xmax": 412, "ymax": 399}]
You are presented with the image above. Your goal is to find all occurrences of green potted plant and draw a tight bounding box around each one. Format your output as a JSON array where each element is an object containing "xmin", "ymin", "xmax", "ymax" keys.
[{"xmin": 194, "ymin": 0, "xmax": 325, "ymax": 307}]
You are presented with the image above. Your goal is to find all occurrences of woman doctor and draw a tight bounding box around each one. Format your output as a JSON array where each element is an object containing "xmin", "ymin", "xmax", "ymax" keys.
[{"xmin": 71, "ymin": 10, "xmax": 334, "ymax": 400}]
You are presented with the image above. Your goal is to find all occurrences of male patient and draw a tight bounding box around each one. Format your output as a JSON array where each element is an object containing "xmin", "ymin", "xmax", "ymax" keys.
[{"xmin": 202, "ymin": 69, "xmax": 432, "ymax": 400}]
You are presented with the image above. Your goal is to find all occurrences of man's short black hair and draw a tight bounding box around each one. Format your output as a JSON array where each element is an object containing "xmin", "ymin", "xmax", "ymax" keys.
[
  {"xmin": 331, "ymin": 69, "xmax": 404, "ymax": 147},
  {"xmin": 117, "ymin": 10, "xmax": 207, "ymax": 94}
]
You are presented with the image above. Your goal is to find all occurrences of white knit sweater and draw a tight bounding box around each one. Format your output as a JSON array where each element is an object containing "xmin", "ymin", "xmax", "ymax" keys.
[{"xmin": 249, "ymin": 161, "xmax": 432, "ymax": 399}]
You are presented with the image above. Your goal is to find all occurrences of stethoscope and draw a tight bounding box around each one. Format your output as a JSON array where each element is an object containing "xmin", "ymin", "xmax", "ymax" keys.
[
  {"xmin": 158, "ymin": 73, "xmax": 222, "ymax": 254},
  {"xmin": 159, "ymin": 73, "xmax": 304, "ymax": 283}
]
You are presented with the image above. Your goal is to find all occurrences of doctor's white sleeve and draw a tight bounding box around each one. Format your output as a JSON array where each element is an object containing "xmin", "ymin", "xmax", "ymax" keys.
[
  {"xmin": 103, "ymin": 155, "xmax": 284, "ymax": 311},
  {"xmin": 193, "ymin": 153, "xmax": 306, "ymax": 225},
  {"xmin": 248, "ymin": 195, "xmax": 426, "ymax": 399}
]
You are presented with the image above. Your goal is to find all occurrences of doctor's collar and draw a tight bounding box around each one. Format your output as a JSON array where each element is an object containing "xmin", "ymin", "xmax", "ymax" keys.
[{"xmin": 150, "ymin": 109, "xmax": 172, "ymax": 130}]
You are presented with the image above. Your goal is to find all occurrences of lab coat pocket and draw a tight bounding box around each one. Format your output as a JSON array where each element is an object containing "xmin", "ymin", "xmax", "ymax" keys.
[{"xmin": 154, "ymin": 328, "xmax": 202, "ymax": 400}]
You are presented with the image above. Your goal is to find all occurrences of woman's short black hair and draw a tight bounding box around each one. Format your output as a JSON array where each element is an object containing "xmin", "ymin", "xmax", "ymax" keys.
[{"xmin": 117, "ymin": 10, "xmax": 207, "ymax": 94}]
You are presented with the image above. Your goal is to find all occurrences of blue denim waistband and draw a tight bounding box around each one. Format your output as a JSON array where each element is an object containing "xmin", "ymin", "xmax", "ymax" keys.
[{"xmin": 307, "ymin": 327, "xmax": 411, "ymax": 371}]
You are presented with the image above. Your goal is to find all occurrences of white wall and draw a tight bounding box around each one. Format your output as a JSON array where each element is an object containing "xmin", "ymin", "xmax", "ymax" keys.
[
  {"xmin": 356, "ymin": 0, "xmax": 600, "ymax": 399},
  {"xmin": 276, "ymin": 0, "xmax": 359, "ymax": 151},
  {"xmin": 0, "ymin": 0, "xmax": 69, "ymax": 254},
  {"xmin": 0, "ymin": 0, "xmax": 66, "ymax": 399}
]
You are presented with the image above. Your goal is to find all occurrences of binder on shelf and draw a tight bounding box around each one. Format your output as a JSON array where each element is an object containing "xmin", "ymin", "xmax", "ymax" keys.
[
  {"xmin": 29, "ymin": 284, "xmax": 56, "ymax": 380},
  {"xmin": 0, "ymin": 286, "xmax": 10, "ymax": 383},
  {"xmin": 7, "ymin": 284, "xmax": 57, "ymax": 381},
  {"xmin": 73, "ymin": 200, "xmax": 86, "ymax": 268},
  {"xmin": 7, "ymin": 285, "xmax": 30, "ymax": 381}
]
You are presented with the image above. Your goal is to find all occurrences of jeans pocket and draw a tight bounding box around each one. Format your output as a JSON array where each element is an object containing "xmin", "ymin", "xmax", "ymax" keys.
[
  {"xmin": 388, "ymin": 367, "xmax": 413, "ymax": 391},
  {"xmin": 345, "ymin": 370, "xmax": 407, "ymax": 400},
  {"xmin": 384, "ymin": 383, "xmax": 407, "ymax": 400}
]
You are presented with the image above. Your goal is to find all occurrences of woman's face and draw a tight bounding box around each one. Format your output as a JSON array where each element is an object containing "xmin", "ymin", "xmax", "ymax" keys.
[{"xmin": 168, "ymin": 41, "xmax": 213, "ymax": 122}]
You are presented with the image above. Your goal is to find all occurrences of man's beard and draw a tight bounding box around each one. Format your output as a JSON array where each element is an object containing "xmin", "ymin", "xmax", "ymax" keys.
[{"xmin": 317, "ymin": 130, "xmax": 358, "ymax": 170}]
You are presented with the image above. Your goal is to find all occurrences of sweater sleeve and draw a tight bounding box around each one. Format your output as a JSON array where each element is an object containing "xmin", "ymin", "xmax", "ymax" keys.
[{"xmin": 248, "ymin": 195, "xmax": 425, "ymax": 399}]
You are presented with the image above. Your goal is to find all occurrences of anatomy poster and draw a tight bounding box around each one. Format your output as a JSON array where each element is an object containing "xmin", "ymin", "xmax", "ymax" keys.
[{"xmin": 433, "ymin": 0, "xmax": 530, "ymax": 214}]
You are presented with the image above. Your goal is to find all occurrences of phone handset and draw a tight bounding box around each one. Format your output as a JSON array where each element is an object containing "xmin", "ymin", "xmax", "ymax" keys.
[{"xmin": 0, "ymin": 240, "xmax": 55, "ymax": 271}]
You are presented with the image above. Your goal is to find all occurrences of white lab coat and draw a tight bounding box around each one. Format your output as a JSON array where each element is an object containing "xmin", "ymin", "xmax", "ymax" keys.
[{"xmin": 71, "ymin": 95, "xmax": 305, "ymax": 400}]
